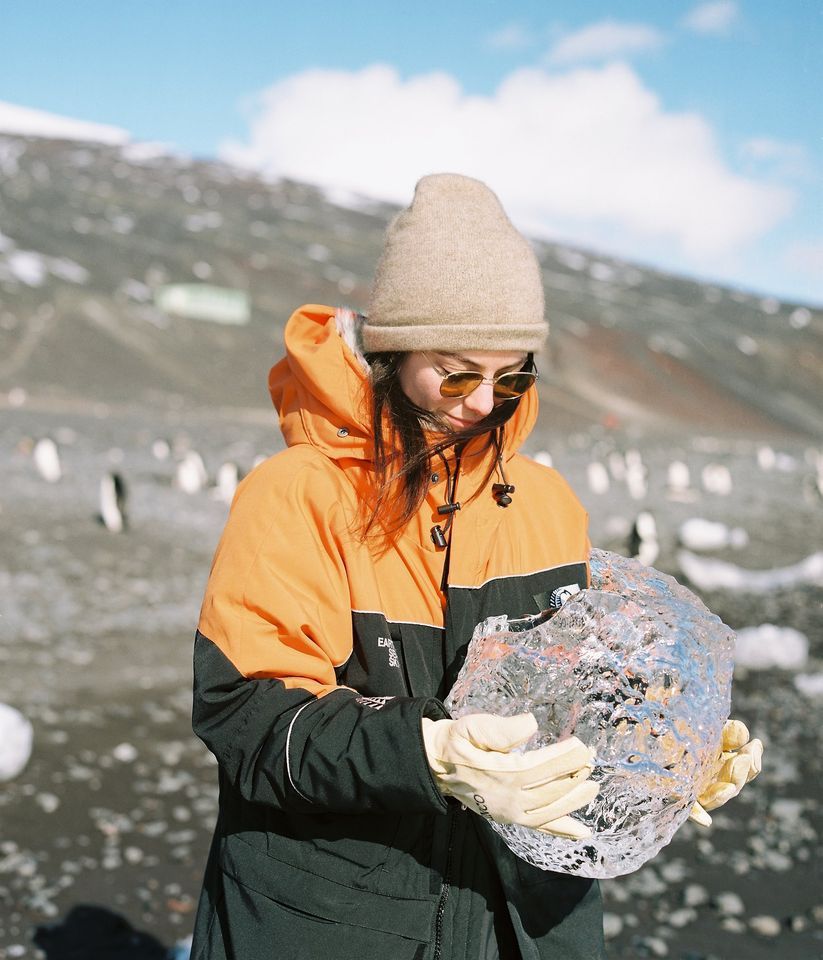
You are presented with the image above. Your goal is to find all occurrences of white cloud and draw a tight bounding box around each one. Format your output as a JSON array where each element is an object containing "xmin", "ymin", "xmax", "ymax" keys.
[
  {"xmin": 741, "ymin": 138, "xmax": 805, "ymax": 161},
  {"xmin": 682, "ymin": 1, "xmax": 739, "ymax": 35},
  {"xmin": 220, "ymin": 62, "xmax": 793, "ymax": 263},
  {"xmin": 740, "ymin": 138, "xmax": 810, "ymax": 179},
  {"xmin": 547, "ymin": 19, "xmax": 665, "ymax": 65},
  {"xmin": 486, "ymin": 23, "xmax": 533, "ymax": 51},
  {"xmin": 0, "ymin": 100, "xmax": 128, "ymax": 145}
]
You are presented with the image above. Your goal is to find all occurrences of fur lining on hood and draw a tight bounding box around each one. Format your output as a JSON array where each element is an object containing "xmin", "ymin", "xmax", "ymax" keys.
[{"xmin": 334, "ymin": 307, "xmax": 370, "ymax": 374}]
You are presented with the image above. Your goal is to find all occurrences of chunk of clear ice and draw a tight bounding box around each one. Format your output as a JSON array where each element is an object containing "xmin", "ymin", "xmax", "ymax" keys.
[{"xmin": 444, "ymin": 549, "xmax": 735, "ymax": 878}]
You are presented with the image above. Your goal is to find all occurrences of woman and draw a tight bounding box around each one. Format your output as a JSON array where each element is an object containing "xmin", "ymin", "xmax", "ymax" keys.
[{"xmin": 190, "ymin": 174, "xmax": 761, "ymax": 960}]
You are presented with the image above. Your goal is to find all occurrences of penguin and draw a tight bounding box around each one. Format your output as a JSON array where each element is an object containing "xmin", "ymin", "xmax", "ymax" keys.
[
  {"xmin": 701, "ymin": 463, "xmax": 732, "ymax": 496},
  {"xmin": 151, "ymin": 438, "xmax": 171, "ymax": 461},
  {"xmin": 98, "ymin": 472, "xmax": 127, "ymax": 532},
  {"xmin": 33, "ymin": 437, "xmax": 61, "ymax": 483},
  {"xmin": 629, "ymin": 510, "xmax": 659, "ymax": 566},
  {"xmin": 213, "ymin": 461, "xmax": 241, "ymax": 504},
  {"xmin": 607, "ymin": 450, "xmax": 626, "ymax": 482},
  {"xmin": 175, "ymin": 451, "xmax": 208, "ymax": 494},
  {"xmin": 623, "ymin": 449, "xmax": 647, "ymax": 500},
  {"xmin": 666, "ymin": 460, "xmax": 696, "ymax": 502},
  {"xmin": 586, "ymin": 461, "xmax": 610, "ymax": 495}
]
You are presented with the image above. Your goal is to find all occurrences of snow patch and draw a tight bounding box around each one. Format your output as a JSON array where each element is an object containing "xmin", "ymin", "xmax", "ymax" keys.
[
  {"xmin": 679, "ymin": 518, "xmax": 748, "ymax": 551},
  {"xmin": 322, "ymin": 184, "xmax": 385, "ymax": 211},
  {"xmin": 794, "ymin": 673, "xmax": 823, "ymax": 699},
  {"xmin": 49, "ymin": 257, "xmax": 89, "ymax": 284},
  {"xmin": 119, "ymin": 278, "xmax": 152, "ymax": 302},
  {"xmin": 734, "ymin": 625, "xmax": 808, "ymax": 670},
  {"xmin": 677, "ymin": 549, "xmax": 823, "ymax": 592},
  {"xmin": 119, "ymin": 141, "xmax": 173, "ymax": 164},
  {"xmin": 789, "ymin": 307, "xmax": 811, "ymax": 330},
  {"xmin": 184, "ymin": 211, "xmax": 223, "ymax": 232},
  {"xmin": 554, "ymin": 248, "xmax": 588, "ymax": 272},
  {"xmin": 0, "ymin": 137, "xmax": 26, "ymax": 175},
  {"xmin": 736, "ymin": 335, "xmax": 759, "ymax": 355},
  {"xmin": 589, "ymin": 261, "xmax": 616, "ymax": 282},
  {"xmin": 759, "ymin": 296, "xmax": 781, "ymax": 315},
  {"xmin": 0, "ymin": 703, "xmax": 34, "ymax": 781},
  {"xmin": 0, "ymin": 99, "xmax": 128, "ymax": 144},
  {"xmin": 6, "ymin": 250, "xmax": 48, "ymax": 286}
]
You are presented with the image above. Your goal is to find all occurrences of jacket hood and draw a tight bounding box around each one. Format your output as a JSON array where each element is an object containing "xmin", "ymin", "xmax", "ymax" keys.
[{"xmin": 268, "ymin": 304, "xmax": 540, "ymax": 463}]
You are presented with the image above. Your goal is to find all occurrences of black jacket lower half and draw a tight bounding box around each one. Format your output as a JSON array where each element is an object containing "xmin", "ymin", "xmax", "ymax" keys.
[{"xmin": 190, "ymin": 563, "xmax": 606, "ymax": 960}]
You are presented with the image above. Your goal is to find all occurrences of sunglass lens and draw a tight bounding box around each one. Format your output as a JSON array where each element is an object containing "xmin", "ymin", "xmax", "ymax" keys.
[
  {"xmin": 493, "ymin": 372, "xmax": 536, "ymax": 400},
  {"xmin": 439, "ymin": 372, "xmax": 484, "ymax": 398}
]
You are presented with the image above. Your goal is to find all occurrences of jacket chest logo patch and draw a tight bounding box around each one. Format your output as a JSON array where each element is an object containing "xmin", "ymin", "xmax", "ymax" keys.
[
  {"xmin": 377, "ymin": 636, "xmax": 399, "ymax": 668},
  {"xmin": 355, "ymin": 695, "xmax": 394, "ymax": 711},
  {"xmin": 549, "ymin": 583, "xmax": 581, "ymax": 609}
]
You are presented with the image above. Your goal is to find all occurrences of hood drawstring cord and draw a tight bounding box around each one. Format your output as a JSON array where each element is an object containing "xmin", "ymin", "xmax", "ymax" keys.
[
  {"xmin": 432, "ymin": 447, "xmax": 464, "ymax": 595},
  {"xmin": 431, "ymin": 449, "xmax": 461, "ymax": 549},
  {"xmin": 492, "ymin": 427, "xmax": 515, "ymax": 508}
]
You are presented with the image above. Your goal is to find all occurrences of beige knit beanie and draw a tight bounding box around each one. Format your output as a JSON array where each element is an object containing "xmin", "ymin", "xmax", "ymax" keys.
[{"xmin": 362, "ymin": 173, "xmax": 548, "ymax": 353}]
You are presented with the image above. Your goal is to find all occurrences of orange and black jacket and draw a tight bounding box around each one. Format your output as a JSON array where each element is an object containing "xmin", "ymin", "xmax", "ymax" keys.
[{"xmin": 191, "ymin": 306, "xmax": 606, "ymax": 959}]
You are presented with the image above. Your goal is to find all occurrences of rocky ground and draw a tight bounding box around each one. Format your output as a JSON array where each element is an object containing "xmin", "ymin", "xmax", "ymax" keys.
[{"xmin": 1, "ymin": 403, "xmax": 821, "ymax": 959}]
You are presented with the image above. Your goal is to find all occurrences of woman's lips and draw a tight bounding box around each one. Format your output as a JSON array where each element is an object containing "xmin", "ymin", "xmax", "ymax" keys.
[{"xmin": 445, "ymin": 413, "xmax": 480, "ymax": 428}]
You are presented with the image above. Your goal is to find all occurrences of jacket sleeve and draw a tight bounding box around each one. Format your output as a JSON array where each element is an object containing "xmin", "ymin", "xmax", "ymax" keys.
[{"xmin": 192, "ymin": 453, "xmax": 449, "ymax": 816}]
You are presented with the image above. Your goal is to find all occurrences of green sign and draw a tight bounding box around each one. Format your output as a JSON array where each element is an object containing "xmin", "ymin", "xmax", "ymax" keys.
[{"xmin": 156, "ymin": 284, "xmax": 250, "ymax": 325}]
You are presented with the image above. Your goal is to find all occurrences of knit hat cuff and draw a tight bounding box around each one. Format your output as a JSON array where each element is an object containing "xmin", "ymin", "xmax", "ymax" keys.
[{"xmin": 360, "ymin": 320, "xmax": 549, "ymax": 354}]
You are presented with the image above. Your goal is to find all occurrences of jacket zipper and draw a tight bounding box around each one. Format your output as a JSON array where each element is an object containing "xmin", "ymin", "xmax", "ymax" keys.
[
  {"xmin": 433, "ymin": 806, "xmax": 457, "ymax": 960},
  {"xmin": 434, "ymin": 450, "xmax": 463, "ymax": 958}
]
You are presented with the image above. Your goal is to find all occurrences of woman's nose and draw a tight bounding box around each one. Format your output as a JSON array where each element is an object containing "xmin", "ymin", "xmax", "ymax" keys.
[{"xmin": 463, "ymin": 381, "xmax": 496, "ymax": 417}]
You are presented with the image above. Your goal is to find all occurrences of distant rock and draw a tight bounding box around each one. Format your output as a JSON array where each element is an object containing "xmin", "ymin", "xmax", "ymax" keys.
[
  {"xmin": 713, "ymin": 891, "xmax": 745, "ymax": 916},
  {"xmin": 749, "ymin": 915, "xmax": 781, "ymax": 937}
]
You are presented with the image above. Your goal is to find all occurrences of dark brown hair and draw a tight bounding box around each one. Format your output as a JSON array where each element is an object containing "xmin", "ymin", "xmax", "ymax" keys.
[{"xmin": 361, "ymin": 351, "xmax": 529, "ymax": 540}]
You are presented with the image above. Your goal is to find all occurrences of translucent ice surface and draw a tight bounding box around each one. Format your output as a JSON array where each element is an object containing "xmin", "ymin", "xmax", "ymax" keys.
[{"xmin": 445, "ymin": 549, "xmax": 735, "ymax": 878}]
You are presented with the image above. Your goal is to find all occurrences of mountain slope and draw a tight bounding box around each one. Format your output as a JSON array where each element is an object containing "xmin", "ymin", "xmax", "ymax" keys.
[{"xmin": 0, "ymin": 133, "xmax": 819, "ymax": 439}]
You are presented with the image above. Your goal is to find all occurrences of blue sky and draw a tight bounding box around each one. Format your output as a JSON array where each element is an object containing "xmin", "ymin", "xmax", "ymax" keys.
[{"xmin": 1, "ymin": 0, "xmax": 821, "ymax": 304}]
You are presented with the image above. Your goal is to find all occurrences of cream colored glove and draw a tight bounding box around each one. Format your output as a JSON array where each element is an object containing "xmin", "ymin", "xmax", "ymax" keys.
[
  {"xmin": 689, "ymin": 719, "xmax": 763, "ymax": 826},
  {"xmin": 422, "ymin": 712, "xmax": 598, "ymax": 840}
]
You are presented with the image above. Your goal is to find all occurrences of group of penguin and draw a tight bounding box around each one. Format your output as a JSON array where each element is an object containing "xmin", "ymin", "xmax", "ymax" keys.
[
  {"xmin": 29, "ymin": 437, "xmax": 822, "ymax": 568},
  {"xmin": 30, "ymin": 436, "xmax": 247, "ymax": 535}
]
